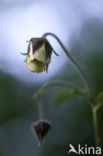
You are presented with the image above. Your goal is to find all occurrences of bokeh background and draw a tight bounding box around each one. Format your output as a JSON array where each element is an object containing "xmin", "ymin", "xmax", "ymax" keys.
[{"xmin": 0, "ymin": 0, "xmax": 103, "ymax": 155}]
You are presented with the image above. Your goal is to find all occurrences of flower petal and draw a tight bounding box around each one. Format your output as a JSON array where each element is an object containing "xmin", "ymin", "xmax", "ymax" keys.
[
  {"xmin": 26, "ymin": 56, "xmax": 45, "ymax": 72},
  {"xmin": 33, "ymin": 43, "xmax": 47, "ymax": 63}
]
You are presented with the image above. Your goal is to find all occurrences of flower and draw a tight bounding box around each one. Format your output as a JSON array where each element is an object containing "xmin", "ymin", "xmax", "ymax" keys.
[{"xmin": 26, "ymin": 38, "xmax": 53, "ymax": 73}]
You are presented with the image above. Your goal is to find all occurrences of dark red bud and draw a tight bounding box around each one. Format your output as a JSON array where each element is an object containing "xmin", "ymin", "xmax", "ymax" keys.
[{"xmin": 32, "ymin": 120, "xmax": 51, "ymax": 145}]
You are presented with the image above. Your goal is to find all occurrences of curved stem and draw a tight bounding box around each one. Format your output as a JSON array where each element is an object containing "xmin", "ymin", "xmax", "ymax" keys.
[
  {"xmin": 33, "ymin": 80, "xmax": 87, "ymax": 98},
  {"xmin": 42, "ymin": 32, "xmax": 92, "ymax": 97}
]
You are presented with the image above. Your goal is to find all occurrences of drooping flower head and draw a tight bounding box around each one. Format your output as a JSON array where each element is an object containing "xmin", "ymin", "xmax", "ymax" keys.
[{"xmin": 26, "ymin": 38, "xmax": 53, "ymax": 73}]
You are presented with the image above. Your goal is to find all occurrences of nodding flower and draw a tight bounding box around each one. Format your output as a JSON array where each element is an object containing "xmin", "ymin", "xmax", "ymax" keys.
[{"xmin": 24, "ymin": 37, "xmax": 54, "ymax": 73}]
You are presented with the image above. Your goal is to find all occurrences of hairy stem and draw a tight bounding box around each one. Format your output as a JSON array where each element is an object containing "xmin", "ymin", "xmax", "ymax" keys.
[
  {"xmin": 93, "ymin": 108, "xmax": 100, "ymax": 146},
  {"xmin": 92, "ymin": 106, "xmax": 101, "ymax": 145},
  {"xmin": 92, "ymin": 105, "xmax": 101, "ymax": 156},
  {"xmin": 42, "ymin": 32, "xmax": 92, "ymax": 97},
  {"xmin": 33, "ymin": 80, "xmax": 86, "ymax": 98},
  {"xmin": 36, "ymin": 97, "xmax": 43, "ymax": 120}
]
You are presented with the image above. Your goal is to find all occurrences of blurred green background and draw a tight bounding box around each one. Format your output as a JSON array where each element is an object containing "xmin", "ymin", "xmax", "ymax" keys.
[{"xmin": 0, "ymin": 0, "xmax": 103, "ymax": 156}]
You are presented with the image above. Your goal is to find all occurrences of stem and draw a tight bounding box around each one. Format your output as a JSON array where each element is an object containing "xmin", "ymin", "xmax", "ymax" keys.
[
  {"xmin": 33, "ymin": 80, "xmax": 86, "ymax": 98},
  {"xmin": 36, "ymin": 97, "xmax": 43, "ymax": 120},
  {"xmin": 42, "ymin": 32, "xmax": 92, "ymax": 97},
  {"xmin": 92, "ymin": 105, "xmax": 101, "ymax": 153}
]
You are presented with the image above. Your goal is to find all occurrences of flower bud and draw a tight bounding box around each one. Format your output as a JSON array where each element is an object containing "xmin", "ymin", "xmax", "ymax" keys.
[
  {"xmin": 26, "ymin": 38, "xmax": 53, "ymax": 73},
  {"xmin": 32, "ymin": 120, "xmax": 51, "ymax": 145}
]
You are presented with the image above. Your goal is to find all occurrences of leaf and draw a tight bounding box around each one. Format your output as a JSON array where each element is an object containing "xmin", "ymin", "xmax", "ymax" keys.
[
  {"xmin": 97, "ymin": 92, "xmax": 103, "ymax": 103},
  {"xmin": 54, "ymin": 88, "xmax": 88, "ymax": 104},
  {"xmin": 73, "ymin": 89, "xmax": 89, "ymax": 99},
  {"xmin": 54, "ymin": 88, "xmax": 75, "ymax": 104},
  {"xmin": 97, "ymin": 92, "xmax": 103, "ymax": 109}
]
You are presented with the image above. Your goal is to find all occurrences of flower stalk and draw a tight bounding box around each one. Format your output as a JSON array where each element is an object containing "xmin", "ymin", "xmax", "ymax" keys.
[
  {"xmin": 36, "ymin": 97, "xmax": 44, "ymax": 120},
  {"xmin": 33, "ymin": 80, "xmax": 86, "ymax": 99},
  {"xmin": 42, "ymin": 32, "xmax": 92, "ymax": 97},
  {"xmin": 92, "ymin": 106, "xmax": 100, "ymax": 147}
]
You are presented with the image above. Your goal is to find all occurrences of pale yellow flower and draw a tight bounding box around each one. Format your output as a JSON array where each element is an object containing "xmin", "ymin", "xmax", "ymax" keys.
[{"xmin": 26, "ymin": 38, "xmax": 52, "ymax": 73}]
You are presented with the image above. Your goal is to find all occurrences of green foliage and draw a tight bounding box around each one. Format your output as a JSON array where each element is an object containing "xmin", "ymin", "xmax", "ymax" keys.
[
  {"xmin": 55, "ymin": 88, "xmax": 74, "ymax": 104},
  {"xmin": 97, "ymin": 92, "xmax": 103, "ymax": 103},
  {"xmin": 96, "ymin": 92, "xmax": 103, "ymax": 110},
  {"xmin": 55, "ymin": 88, "xmax": 89, "ymax": 104}
]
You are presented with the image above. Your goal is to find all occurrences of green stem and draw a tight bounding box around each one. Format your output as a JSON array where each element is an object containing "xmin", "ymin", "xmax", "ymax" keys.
[
  {"xmin": 33, "ymin": 80, "xmax": 86, "ymax": 98},
  {"xmin": 36, "ymin": 97, "xmax": 43, "ymax": 120},
  {"xmin": 42, "ymin": 32, "xmax": 92, "ymax": 97},
  {"xmin": 92, "ymin": 105, "xmax": 101, "ymax": 155}
]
